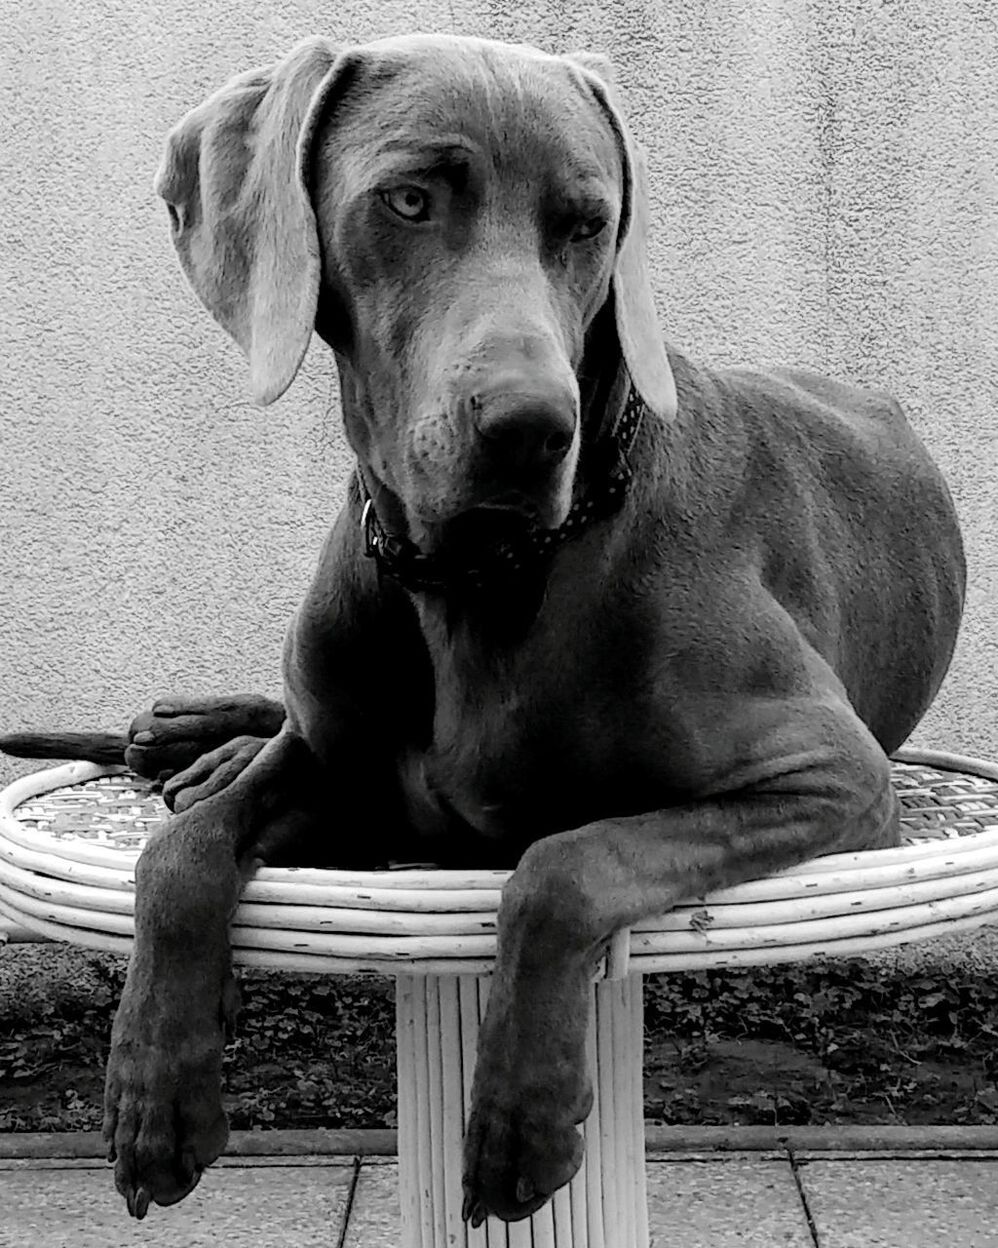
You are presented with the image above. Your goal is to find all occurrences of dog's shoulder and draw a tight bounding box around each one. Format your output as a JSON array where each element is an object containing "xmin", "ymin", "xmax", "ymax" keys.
[
  {"xmin": 694, "ymin": 360, "xmax": 946, "ymax": 503},
  {"xmin": 658, "ymin": 354, "xmax": 958, "ymax": 585},
  {"xmin": 715, "ymin": 363, "xmax": 911, "ymax": 449},
  {"xmin": 662, "ymin": 354, "xmax": 938, "ymax": 528}
]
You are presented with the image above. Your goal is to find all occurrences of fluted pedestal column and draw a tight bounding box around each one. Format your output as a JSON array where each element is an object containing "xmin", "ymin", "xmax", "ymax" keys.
[{"xmin": 395, "ymin": 955, "xmax": 647, "ymax": 1248}]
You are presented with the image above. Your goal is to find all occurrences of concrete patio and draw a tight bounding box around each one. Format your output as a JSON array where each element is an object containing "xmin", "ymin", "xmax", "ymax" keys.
[{"xmin": 4, "ymin": 1128, "xmax": 998, "ymax": 1247}]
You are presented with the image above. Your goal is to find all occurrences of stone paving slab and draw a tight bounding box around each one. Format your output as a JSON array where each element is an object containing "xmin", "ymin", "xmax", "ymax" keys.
[
  {"xmin": 646, "ymin": 1158, "xmax": 813, "ymax": 1247},
  {"xmin": 345, "ymin": 1159, "xmax": 402, "ymax": 1246},
  {"xmin": 345, "ymin": 1156, "xmax": 813, "ymax": 1246},
  {"xmin": 0, "ymin": 1158, "xmax": 354, "ymax": 1248},
  {"xmin": 799, "ymin": 1157, "xmax": 998, "ymax": 1248},
  {"xmin": 6, "ymin": 1151, "xmax": 998, "ymax": 1246}
]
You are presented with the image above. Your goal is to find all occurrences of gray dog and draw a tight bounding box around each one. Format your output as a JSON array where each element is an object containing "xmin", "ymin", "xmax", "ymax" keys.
[{"xmin": 1, "ymin": 33, "xmax": 965, "ymax": 1227}]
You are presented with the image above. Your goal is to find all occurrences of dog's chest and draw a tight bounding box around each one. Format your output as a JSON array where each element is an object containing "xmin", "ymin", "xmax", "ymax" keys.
[{"xmin": 396, "ymin": 656, "xmax": 665, "ymax": 862}]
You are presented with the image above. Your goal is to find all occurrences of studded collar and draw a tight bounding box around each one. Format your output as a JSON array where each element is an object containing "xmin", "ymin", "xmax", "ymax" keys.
[{"xmin": 359, "ymin": 385, "xmax": 646, "ymax": 595}]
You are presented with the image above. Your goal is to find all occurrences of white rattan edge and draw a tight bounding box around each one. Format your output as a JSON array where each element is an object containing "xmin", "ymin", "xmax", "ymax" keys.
[
  {"xmin": 3, "ymin": 869, "xmax": 998, "ymax": 964},
  {"xmin": 5, "ymin": 750, "xmax": 998, "ymax": 910},
  {"xmin": 7, "ymin": 826, "xmax": 998, "ymax": 913},
  {"xmin": 6, "ymin": 851, "xmax": 998, "ymax": 934},
  {"xmin": 2, "ymin": 892, "xmax": 995, "ymax": 976}
]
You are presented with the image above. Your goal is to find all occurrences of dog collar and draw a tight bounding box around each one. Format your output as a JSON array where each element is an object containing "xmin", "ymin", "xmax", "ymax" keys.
[{"xmin": 359, "ymin": 387, "xmax": 646, "ymax": 595}]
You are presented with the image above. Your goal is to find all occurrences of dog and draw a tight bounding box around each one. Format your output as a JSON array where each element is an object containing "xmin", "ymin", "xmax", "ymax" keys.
[{"xmin": 1, "ymin": 33, "xmax": 965, "ymax": 1226}]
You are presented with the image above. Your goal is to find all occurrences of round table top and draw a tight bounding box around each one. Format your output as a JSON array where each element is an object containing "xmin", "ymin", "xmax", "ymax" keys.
[{"xmin": 2, "ymin": 749, "xmax": 998, "ymax": 975}]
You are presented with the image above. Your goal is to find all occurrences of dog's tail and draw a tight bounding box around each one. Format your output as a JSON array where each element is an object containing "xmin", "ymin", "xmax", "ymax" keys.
[{"xmin": 0, "ymin": 731, "xmax": 128, "ymax": 765}]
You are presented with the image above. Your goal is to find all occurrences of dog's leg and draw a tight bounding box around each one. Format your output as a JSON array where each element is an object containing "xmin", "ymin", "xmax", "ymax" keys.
[
  {"xmin": 124, "ymin": 694, "xmax": 286, "ymax": 781},
  {"xmin": 103, "ymin": 728, "xmax": 317, "ymax": 1218},
  {"xmin": 462, "ymin": 706, "xmax": 899, "ymax": 1224}
]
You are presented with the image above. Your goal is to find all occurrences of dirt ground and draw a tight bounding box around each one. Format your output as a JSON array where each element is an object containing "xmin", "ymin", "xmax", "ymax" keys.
[{"xmin": 3, "ymin": 938, "xmax": 998, "ymax": 1132}]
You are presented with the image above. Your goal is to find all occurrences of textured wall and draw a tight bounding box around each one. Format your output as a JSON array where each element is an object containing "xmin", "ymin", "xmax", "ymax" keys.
[{"xmin": 1, "ymin": 1, "xmax": 996, "ymax": 793}]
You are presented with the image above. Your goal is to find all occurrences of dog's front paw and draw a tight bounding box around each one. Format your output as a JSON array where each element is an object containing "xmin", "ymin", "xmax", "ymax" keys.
[
  {"xmin": 102, "ymin": 980, "xmax": 235, "ymax": 1218},
  {"xmin": 461, "ymin": 1026, "xmax": 592, "ymax": 1225},
  {"xmin": 162, "ymin": 735, "xmax": 267, "ymax": 813}
]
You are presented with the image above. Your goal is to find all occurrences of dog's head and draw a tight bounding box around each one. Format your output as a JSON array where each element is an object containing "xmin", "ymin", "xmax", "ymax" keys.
[{"xmin": 156, "ymin": 34, "xmax": 675, "ymax": 551}]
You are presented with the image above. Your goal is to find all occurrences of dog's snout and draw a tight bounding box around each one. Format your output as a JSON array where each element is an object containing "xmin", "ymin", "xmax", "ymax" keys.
[{"xmin": 471, "ymin": 391, "xmax": 576, "ymax": 471}]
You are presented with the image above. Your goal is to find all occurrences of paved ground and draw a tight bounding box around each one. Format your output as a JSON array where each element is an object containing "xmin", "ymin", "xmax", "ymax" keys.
[{"xmin": 3, "ymin": 1135, "xmax": 998, "ymax": 1247}]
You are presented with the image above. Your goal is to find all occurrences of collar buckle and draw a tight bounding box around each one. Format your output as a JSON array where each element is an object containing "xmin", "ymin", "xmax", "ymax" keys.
[{"xmin": 360, "ymin": 497, "xmax": 381, "ymax": 558}]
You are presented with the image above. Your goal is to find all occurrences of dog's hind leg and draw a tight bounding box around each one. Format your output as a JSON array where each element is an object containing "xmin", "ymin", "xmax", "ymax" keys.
[
  {"xmin": 0, "ymin": 695, "xmax": 286, "ymax": 779},
  {"xmin": 123, "ymin": 694, "xmax": 286, "ymax": 781}
]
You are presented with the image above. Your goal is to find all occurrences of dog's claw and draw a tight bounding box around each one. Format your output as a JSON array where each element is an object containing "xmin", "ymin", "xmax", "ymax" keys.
[
  {"xmin": 129, "ymin": 1186, "xmax": 151, "ymax": 1220},
  {"xmin": 463, "ymin": 1190, "xmax": 488, "ymax": 1227},
  {"xmin": 516, "ymin": 1175, "xmax": 536, "ymax": 1204}
]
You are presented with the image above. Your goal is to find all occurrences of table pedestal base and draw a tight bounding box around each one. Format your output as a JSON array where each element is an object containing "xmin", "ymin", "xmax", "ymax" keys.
[{"xmin": 396, "ymin": 972, "xmax": 648, "ymax": 1248}]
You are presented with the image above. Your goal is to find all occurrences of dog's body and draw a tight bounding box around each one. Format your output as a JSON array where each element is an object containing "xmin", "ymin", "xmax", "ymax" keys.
[
  {"xmin": 285, "ymin": 352, "xmax": 961, "ymax": 871},
  {"xmin": 2, "ymin": 33, "xmax": 964, "ymax": 1227}
]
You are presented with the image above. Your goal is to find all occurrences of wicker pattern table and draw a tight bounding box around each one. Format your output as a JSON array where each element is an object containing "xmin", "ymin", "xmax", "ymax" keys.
[{"xmin": 3, "ymin": 748, "xmax": 998, "ymax": 1247}]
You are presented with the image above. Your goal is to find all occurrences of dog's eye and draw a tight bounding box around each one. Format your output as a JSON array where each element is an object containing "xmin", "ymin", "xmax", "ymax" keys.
[
  {"xmin": 571, "ymin": 215, "xmax": 606, "ymax": 242},
  {"xmin": 381, "ymin": 186, "xmax": 431, "ymax": 222}
]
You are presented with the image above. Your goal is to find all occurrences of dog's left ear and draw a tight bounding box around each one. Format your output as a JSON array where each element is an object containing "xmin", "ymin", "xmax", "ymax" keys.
[{"xmin": 565, "ymin": 54, "xmax": 677, "ymax": 422}]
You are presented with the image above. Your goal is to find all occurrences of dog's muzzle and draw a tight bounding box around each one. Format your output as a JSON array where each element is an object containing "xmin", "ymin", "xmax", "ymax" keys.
[{"xmin": 360, "ymin": 386, "xmax": 646, "ymax": 595}]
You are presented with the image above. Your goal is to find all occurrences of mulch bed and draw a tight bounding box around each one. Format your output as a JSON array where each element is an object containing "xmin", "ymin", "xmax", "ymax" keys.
[{"xmin": 2, "ymin": 945, "xmax": 997, "ymax": 1132}]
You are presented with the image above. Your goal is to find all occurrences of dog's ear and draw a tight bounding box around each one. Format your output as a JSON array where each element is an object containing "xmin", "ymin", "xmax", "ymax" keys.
[
  {"xmin": 565, "ymin": 57, "xmax": 677, "ymax": 422},
  {"xmin": 155, "ymin": 38, "xmax": 351, "ymax": 406},
  {"xmin": 563, "ymin": 50, "xmax": 617, "ymax": 84}
]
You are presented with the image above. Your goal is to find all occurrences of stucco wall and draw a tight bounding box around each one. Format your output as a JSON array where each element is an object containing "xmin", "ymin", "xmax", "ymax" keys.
[{"xmin": 1, "ymin": 1, "xmax": 996, "ymax": 793}]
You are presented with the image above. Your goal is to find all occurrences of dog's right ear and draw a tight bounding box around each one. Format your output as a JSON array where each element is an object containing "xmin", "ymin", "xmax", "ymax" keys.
[{"xmin": 155, "ymin": 38, "xmax": 353, "ymax": 406}]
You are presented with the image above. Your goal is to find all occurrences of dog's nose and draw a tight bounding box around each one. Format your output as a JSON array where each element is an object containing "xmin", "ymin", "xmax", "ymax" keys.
[{"xmin": 471, "ymin": 391, "xmax": 576, "ymax": 472}]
